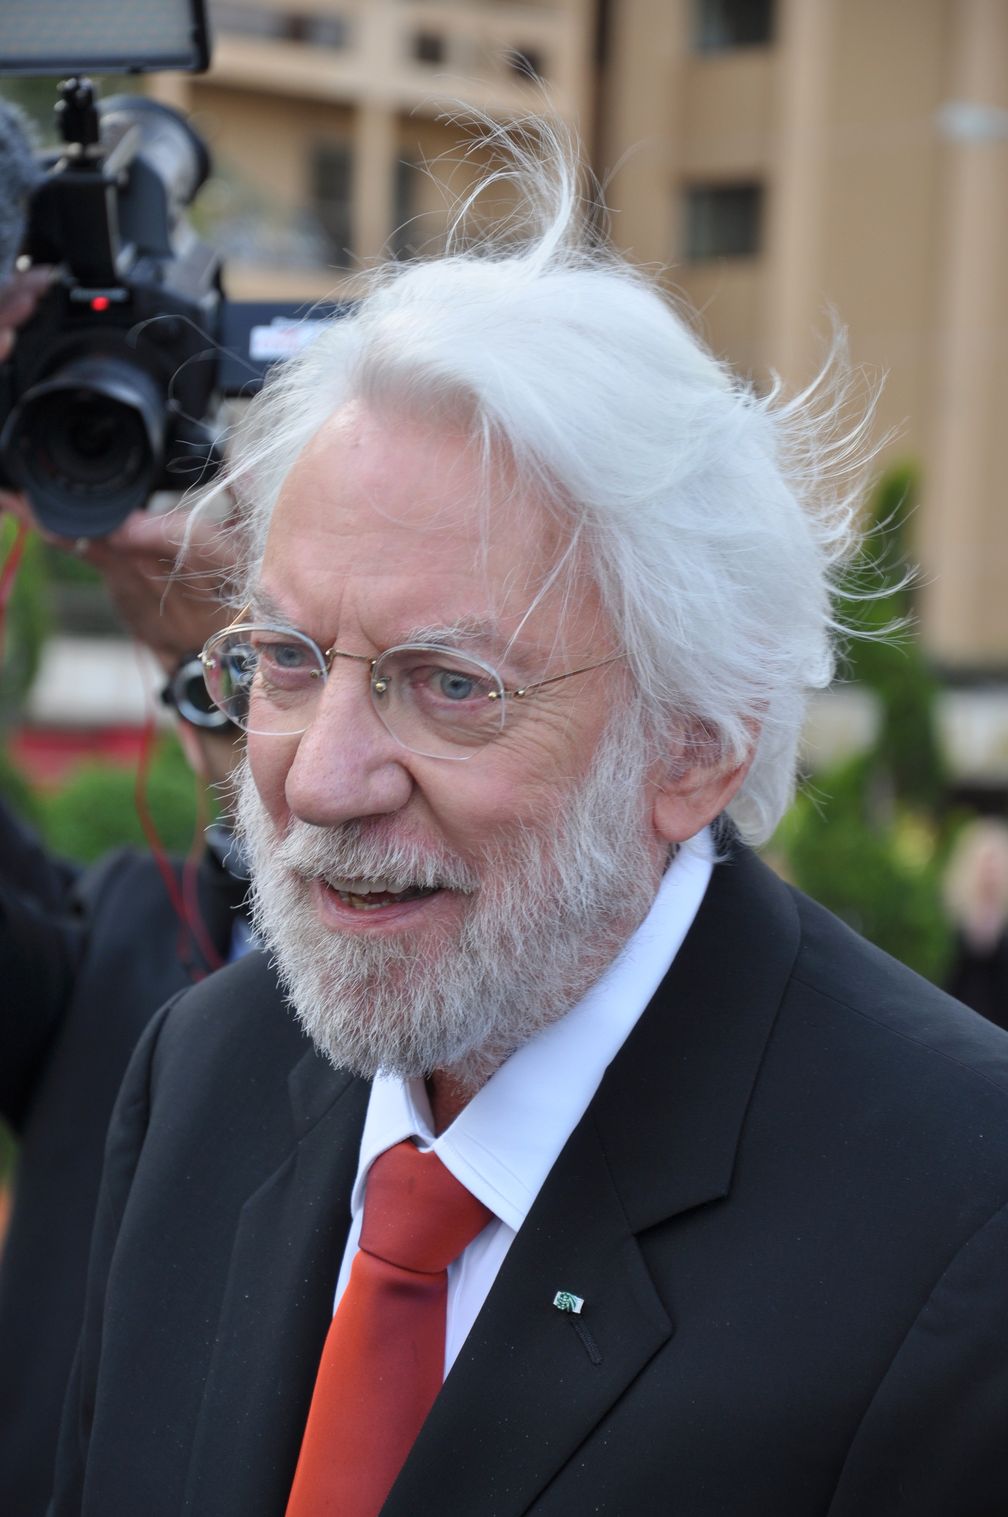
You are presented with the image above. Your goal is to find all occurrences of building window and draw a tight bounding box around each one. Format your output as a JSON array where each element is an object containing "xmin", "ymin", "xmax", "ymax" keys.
[
  {"xmin": 693, "ymin": 0, "xmax": 774, "ymax": 52},
  {"xmin": 311, "ymin": 141, "xmax": 354, "ymax": 268},
  {"xmin": 390, "ymin": 158, "xmax": 421, "ymax": 259},
  {"xmin": 412, "ymin": 31, "xmax": 446, "ymax": 65},
  {"xmin": 303, "ymin": 15, "xmax": 351, "ymax": 48},
  {"xmin": 683, "ymin": 182, "xmax": 763, "ymax": 260},
  {"xmin": 212, "ymin": 3, "xmax": 286, "ymax": 40},
  {"xmin": 507, "ymin": 46, "xmax": 546, "ymax": 82},
  {"xmin": 214, "ymin": 6, "xmax": 351, "ymax": 47}
]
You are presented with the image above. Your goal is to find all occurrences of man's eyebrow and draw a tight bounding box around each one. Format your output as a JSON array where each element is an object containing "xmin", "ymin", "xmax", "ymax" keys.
[
  {"xmin": 246, "ymin": 584, "xmax": 293, "ymax": 623},
  {"xmin": 400, "ymin": 617, "xmax": 538, "ymax": 671},
  {"xmin": 401, "ymin": 616, "xmax": 502, "ymax": 646}
]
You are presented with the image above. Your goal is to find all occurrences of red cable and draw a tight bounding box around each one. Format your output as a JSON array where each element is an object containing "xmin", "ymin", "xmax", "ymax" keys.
[
  {"xmin": 133, "ymin": 713, "xmax": 188, "ymax": 921},
  {"xmin": 132, "ymin": 713, "xmax": 224, "ymax": 979},
  {"xmin": 0, "ymin": 520, "xmax": 29, "ymax": 664}
]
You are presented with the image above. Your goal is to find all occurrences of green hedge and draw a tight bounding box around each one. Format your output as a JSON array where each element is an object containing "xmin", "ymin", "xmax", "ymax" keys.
[
  {"xmin": 772, "ymin": 755, "xmax": 955, "ymax": 984},
  {"xmin": 1, "ymin": 734, "xmax": 215, "ymax": 864},
  {"xmin": 770, "ymin": 462, "xmax": 960, "ymax": 984}
]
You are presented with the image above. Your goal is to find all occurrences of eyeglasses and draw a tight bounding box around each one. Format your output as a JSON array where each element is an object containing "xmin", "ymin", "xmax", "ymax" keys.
[{"xmin": 200, "ymin": 617, "xmax": 619, "ymax": 761}]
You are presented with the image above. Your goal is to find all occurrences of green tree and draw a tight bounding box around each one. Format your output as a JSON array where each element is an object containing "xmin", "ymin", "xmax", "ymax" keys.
[
  {"xmin": 772, "ymin": 463, "xmax": 956, "ymax": 982},
  {"xmin": 0, "ymin": 519, "xmax": 51, "ymax": 729}
]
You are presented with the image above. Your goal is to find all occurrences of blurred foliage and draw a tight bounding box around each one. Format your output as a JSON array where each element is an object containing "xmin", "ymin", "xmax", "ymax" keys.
[
  {"xmin": 0, "ymin": 518, "xmax": 51, "ymax": 719},
  {"xmin": 0, "ymin": 76, "xmax": 128, "ymax": 138},
  {"xmin": 0, "ymin": 1125, "xmax": 15, "ymax": 1188},
  {"xmin": 0, "ymin": 77, "xmax": 62, "ymax": 135},
  {"xmin": 39, "ymin": 540, "xmax": 104, "ymax": 587},
  {"xmin": 842, "ymin": 464, "xmax": 946, "ymax": 811},
  {"xmin": 774, "ymin": 757, "xmax": 957, "ymax": 985},
  {"xmin": 772, "ymin": 462, "xmax": 959, "ymax": 983},
  {"xmin": 0, "ymin": 739, "xmax": 42, "ymax": 828},
  {"xmin": 29, "ymin": 735, "xmax": 210, "ymax": 864},
  {"xmin": 1, "ymin": 512, "xmax": 213, "ymax": 864}
]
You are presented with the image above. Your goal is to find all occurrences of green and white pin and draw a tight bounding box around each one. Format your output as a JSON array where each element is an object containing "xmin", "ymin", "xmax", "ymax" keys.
[{"xmin": 552, "ymin": 1289, "xmax": 585, "ymax": 1315}]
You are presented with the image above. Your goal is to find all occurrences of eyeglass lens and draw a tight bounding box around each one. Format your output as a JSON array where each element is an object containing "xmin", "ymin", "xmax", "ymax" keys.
[{"xmin": 202, "ymin": 627, "xmax": 506, "ymax": 757}]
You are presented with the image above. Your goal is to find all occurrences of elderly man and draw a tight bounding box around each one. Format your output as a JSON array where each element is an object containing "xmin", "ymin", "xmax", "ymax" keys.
[{"xmin": 51, "ymin": 147, "xmax": 1008, "ymax": 1517}]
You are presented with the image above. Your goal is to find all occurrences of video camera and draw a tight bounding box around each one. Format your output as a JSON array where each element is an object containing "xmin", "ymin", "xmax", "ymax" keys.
[{"xmin": 0, "ymin": 0, "xmax": 342, "ymax": 537}]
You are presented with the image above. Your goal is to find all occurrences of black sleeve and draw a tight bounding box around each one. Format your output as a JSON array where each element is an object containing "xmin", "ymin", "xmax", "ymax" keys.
[
  {"xmin": 0, "ymin": 797, "xmax": 86, "ymax": 1125},
  {"xmin": 47, "ymin": 995, "xmax": 179, "ymax": 1516},
  {"xmin": 0, "ymin": 797, "xmax": 79, "ymax": 911},
  {"xmin": 0, "ymin": 880, "xmax": 84, "ymax": 1130},
  {"xmin": 826, "ymin": 1199, "xmax": 1008, "ymax": 1516}
]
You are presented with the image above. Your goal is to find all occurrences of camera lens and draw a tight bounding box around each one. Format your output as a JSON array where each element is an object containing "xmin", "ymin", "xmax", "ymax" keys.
[
  {"xmin": 1, "ymin": 355, "xmax": 164, "ymax": 538},
  {"xmin": 46, "ymin": 392, "xmax": 147, "ymax": 486},
  {"xmin": 69, "ymin": 402, "xmax": 120, "ymax": 460}
]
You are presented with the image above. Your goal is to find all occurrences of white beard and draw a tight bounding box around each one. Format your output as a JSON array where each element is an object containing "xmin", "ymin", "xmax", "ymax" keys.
[{"xmin": 234, "ymin": 717, "xmax": 662, "ymax": 1089}]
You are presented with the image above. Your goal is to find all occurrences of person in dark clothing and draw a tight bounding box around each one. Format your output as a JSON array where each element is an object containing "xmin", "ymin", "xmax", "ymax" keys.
[
  {"xmin": 0, "ymin": 263, "xmax": 248, "ymax": 1509},
  {"xmin": 0, "ymin": 798, "xmax": 249, "ymax": 1514},
  {"xmin": 943, "ymin": 817, "xmax": 1008, "ymax": 1033},
  {"xmin": 0, "ymin": 576, "xmax": 247, "ymax": 1515}
]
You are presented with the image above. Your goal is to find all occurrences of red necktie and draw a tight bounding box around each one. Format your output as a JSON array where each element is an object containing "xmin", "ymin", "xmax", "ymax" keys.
[{"xmin": 285, "ymin": 1140, "xmax": 493, "ymax": 1517}]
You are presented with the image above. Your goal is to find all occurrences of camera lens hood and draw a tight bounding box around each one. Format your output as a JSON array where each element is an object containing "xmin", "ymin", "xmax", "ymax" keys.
[{"xmin": 0, "ymin": 353, "xmax": 164, "ymax": 537}]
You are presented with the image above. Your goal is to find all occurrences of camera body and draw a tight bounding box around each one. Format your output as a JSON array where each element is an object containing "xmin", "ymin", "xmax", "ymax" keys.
[
  {"xmin": 0, "ymin": 10, "xmax": 343, "ymax": 538},
  {"xmin": 0, "ymin": 84, "xmax": 232, "ymax": 537}
]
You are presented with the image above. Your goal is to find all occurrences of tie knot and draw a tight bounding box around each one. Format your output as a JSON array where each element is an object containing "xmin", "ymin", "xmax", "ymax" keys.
[{"xmin": 359, "ymin": 1140, "xmax": 493, "ymax": 1274}]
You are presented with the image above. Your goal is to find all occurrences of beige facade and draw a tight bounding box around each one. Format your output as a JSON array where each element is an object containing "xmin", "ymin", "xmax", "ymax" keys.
[
  {"xmin": 601, "ymin": 0, "xmax": 1008, "ymax": 672},
  {"xmin": 154, "ymin": 0, "xmax": 594, "ymax": 296},
  {"xmin": 157, "ymin": 0, "xmax": 1007, "ymax": 675}
]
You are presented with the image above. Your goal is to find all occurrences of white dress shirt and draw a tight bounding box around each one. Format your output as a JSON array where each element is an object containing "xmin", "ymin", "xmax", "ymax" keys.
[{"xmin": 334, "ymin": 829, "xmax": 714, "ymax": 1374}]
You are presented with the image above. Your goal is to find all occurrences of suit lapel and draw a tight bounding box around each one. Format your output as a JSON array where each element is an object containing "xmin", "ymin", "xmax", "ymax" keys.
[
  {"xmin": 181, "ymin": 1045, "xmax": 370, "ymax": 1517},
  {"xmin": 383, "ymin": 1111, "xmax": 673, "ymax": 1516},
  {"xmin": 385, "ymin": 848, "xmax": 802, "ymax": 1515}
]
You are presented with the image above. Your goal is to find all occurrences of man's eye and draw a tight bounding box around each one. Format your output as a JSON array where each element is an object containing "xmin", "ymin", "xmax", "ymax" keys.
[
  {"xmin": 256, "ymin": 640, "xmax": 309, "ymax": 671},
  {"xmin": 436, "ymin": 669, "xmax": 478, "ymax": 701}
]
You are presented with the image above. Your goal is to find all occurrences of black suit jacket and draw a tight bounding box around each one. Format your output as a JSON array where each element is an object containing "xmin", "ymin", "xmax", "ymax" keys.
[
  {"xmin": 51, "ymin": 848, "xmax": 1008, "ymax": 1515},
  {"xmin": 0, "ymin": 807, "xmax": 246, "ymax": 1516}
]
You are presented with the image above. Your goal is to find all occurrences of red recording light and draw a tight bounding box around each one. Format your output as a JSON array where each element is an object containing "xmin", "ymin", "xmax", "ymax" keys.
[{"xmin": 90, "ymin": 296, "xmax": 111, "ymax": 312}]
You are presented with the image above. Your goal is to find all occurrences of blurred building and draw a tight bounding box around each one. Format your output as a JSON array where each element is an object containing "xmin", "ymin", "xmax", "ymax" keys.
[
  {"xmin": 601, "ymin": 0, "xmax": 1008, "ymax": 694},
  {"xmin": 151, "ymin": 0, "xmax": 596, "ymax": 297}
]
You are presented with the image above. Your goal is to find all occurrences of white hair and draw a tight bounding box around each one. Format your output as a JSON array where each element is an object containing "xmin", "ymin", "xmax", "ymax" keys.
[{"xmin": 207, "ymin": 121, "xmax": 878, "ymax": 845}]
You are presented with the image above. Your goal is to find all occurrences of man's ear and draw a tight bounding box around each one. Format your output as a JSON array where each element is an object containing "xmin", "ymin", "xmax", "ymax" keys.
[{"xmin": 650, "ymin": 748, "xmax": 754, "ymax": 845}]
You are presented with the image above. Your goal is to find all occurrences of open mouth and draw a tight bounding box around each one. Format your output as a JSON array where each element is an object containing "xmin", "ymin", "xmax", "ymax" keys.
[{"xmin": 322, "ymin": 876, "xmax": 442, "ymax": 911}]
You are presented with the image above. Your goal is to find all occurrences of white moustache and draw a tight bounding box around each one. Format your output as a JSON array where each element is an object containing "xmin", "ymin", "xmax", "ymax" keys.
[{"xmin": 272, "ymin": 819, "xmax": 478, "ymax": 896}]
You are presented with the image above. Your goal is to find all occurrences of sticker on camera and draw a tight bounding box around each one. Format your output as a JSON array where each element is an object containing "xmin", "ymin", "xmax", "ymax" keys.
[{"xmin": 249, "ymin": 321, "xmax": 329, "ymax": 362}]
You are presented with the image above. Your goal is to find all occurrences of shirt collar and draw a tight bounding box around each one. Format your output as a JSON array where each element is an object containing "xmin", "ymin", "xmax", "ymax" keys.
[{"xmin": 352, "ymin": 829, "xmax": 714, "ymax": 1231}]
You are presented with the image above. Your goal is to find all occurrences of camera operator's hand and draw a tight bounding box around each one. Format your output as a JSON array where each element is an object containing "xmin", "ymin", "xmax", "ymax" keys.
[
  {"xmin": 0, "ymin": 266, "xmax": 52, "ymax": 364},
  {"xmin": 0, "ymin": 267, "xmax": 54, "ymax": 513},
  {"xmin": 93, "ymin": 506, "xmax": 239, "ymax": 674},
  {"xmin": 2, "ymin": 486, "xmax": 238, "ymax": 675}
]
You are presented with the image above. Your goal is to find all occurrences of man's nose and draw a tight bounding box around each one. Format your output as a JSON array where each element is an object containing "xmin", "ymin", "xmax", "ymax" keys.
[{"xmin": 282, "ymin": 664, "xmax": 413, "ymax": 826}]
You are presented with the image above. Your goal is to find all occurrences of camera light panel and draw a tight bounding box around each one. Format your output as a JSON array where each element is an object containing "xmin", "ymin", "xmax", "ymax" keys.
[{"xmin": 0, "ymin": 0, "xmax": 209, "ymax": 75}]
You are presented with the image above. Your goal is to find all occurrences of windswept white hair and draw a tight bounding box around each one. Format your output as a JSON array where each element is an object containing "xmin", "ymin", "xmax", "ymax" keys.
[{"xmin": 208, "ymin": 121, "xmax": 878, "ymax": 845}]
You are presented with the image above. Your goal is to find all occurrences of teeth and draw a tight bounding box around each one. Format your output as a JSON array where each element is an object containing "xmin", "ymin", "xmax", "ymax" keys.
[
  {"xmin": 321, "ymin": 876, "xmax": 439, "ymax": 910},
  {"xmin": 338, "ymin": 891, "xmax": 395, "ymax": 911}
]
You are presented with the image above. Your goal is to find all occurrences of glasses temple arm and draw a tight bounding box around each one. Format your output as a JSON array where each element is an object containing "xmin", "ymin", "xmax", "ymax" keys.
[{"xmin": 508, "ymin": 654, "xmax": 622, "ymax": 699}]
